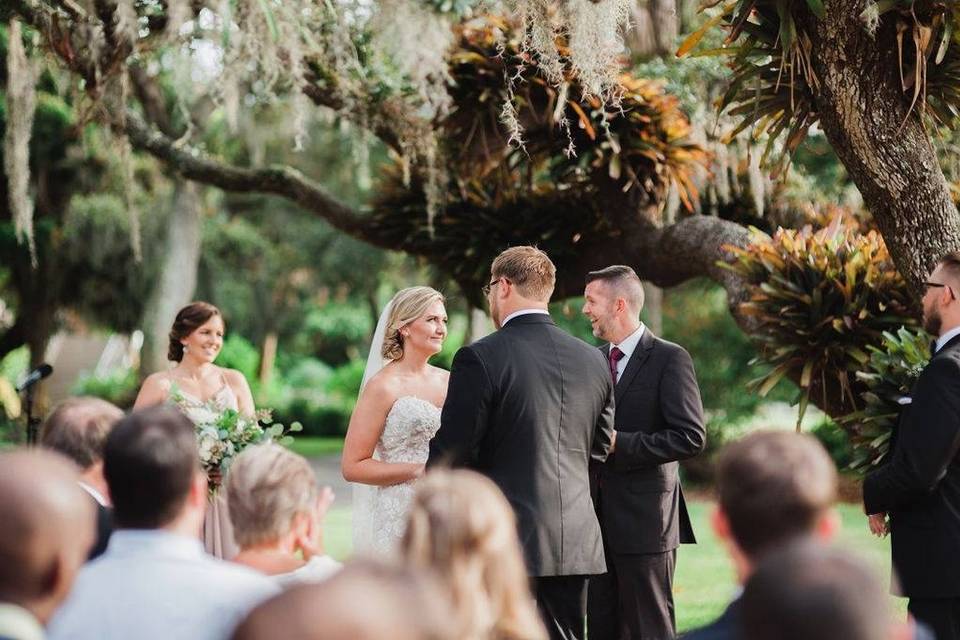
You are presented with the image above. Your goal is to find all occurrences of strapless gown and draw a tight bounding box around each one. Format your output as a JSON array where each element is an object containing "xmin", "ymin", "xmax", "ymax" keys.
[{"xmin": 353, "ymin": 396, "xmax": 442, "ymax": 556}]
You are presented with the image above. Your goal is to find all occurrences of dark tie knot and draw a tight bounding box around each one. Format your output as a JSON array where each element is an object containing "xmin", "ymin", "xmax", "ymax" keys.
[{"xmin": 610, "ymin": 347, "xmax": 625, "ymax": 362}]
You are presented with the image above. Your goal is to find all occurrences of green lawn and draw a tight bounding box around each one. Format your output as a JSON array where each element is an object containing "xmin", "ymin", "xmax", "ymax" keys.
[
  {"xmin": 321, "ymin": 499, "xmax": 906, "ymax": 633},
  {"xmin": 287, "ymin": 436, "xmax": 345, "ymax": 458}
]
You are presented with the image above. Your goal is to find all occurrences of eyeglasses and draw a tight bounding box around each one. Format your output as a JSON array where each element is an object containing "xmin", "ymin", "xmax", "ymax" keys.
[{"xmin": 482, "ymin": 278, "xmax": 503, "ymax": 296}]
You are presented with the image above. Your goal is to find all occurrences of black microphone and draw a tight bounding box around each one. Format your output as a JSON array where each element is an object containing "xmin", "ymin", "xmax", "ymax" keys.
[{"xmin": 16, "ymin": 363, "xmax": 53, "ymax": 393}]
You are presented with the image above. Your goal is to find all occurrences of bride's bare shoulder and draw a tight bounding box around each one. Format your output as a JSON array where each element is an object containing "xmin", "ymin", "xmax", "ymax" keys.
[{"xmin": 359, "ymin": 366, "xmax": 402, "ymax": 402}]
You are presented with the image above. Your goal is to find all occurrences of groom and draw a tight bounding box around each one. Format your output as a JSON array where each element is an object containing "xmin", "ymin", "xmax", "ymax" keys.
[{"xmin": 428, "ymin": 246, "xmax": 615, "ymax": 640}]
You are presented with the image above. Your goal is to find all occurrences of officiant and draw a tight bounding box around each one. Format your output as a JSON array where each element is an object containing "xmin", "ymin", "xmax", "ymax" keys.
[{"xmin": 582, "ymin": 266, "xmax": 706, "ymax": 640}]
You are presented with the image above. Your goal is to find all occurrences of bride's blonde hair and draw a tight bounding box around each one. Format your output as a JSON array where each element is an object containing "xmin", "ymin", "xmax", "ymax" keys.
[
  {"xmin": 400, "ymin": 470, "xmax": 547, "ymax": 640},
  {"xmin": 381, "ymin": 286, "xmax": 445, "ymax": 361}
]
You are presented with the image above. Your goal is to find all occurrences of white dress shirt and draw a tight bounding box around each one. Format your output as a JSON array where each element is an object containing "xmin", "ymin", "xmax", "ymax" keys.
[
  {"xmin": 610, "ymin": 323, "xmax": 646, "ymax": 383},
  {"xmin": 48, "ymin": 530, "xmax": 279, "ymax": 640},
  {"xmin": 274, "ymin": 555, "xmax": 342, "ymax": 588},
  {"xmin": 0, "ymin": 603, "xmax": 45, "ymax": 640},
  {"xmin": 77, "ymin": 482, "xmax": 108, "ymax": 508},
  {"xmin": 935, "ymin": 325, "xmax": 960, "ymax": 354},
  {"xmin": 502, "ymin": 308, "xmax": 550, "ymax": 326}
]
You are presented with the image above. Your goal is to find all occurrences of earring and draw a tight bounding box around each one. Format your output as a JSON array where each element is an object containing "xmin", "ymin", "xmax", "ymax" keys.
[{"xmin": 183, "ymin": 344, "xmax": 189, "ymax": 353}]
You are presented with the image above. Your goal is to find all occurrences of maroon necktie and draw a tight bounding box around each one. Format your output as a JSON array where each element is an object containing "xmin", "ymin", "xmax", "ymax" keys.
[{"xmin": 609, "ymin": 346, "xmax": 625, "ymax": 385}]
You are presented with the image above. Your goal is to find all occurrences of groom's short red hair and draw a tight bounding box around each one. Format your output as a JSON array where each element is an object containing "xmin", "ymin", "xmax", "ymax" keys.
[{"xmin": 491, "ymin": 246, "xmax": 556, "ymax": 302}]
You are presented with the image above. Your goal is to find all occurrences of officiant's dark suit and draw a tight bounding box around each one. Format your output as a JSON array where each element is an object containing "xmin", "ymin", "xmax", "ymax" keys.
[
  {"xmin": 428, "ymin": 310, "xmax": 616, "ymax": 640},
  {"xmin": 588, "ymin": 328, "xmax": 705, "ymax": 640},
  {"xmin": 864, "ymin": 329, "xmax": 960, "ymax": 640}
]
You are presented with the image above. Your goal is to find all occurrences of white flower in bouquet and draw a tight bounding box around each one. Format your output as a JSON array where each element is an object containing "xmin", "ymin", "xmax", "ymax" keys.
[{"xmin": 169, "ymin": 387, "xmax": 302, "ymax": 477}]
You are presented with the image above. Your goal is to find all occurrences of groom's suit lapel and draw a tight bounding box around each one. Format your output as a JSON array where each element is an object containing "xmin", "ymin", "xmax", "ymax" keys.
[{"xmin": 614, "ymin": 329, "xmax": 655, "ymax": 406}]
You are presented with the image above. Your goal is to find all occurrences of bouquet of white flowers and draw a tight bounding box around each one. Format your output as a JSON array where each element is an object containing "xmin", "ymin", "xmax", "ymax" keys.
[{"xmin": 171, "ymin": 389, "xmax": 302, "ymax": 474}]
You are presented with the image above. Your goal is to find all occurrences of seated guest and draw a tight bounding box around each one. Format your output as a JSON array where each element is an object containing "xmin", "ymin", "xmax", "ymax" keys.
[
  {"xmin": 48, "ymin": 406, "xmax": 279, "ymax": 640},
  {"xmin": 740, "ymin": 543, "xmax": 920, "ymax": 640},
  {"xmin": 400, "ymin": 469, "xmax": 547, "ymax": 640},
  {"xmin": 226, "ymin": 443, "xmax": 340, "ymax": 585},
  {"xmin": 682, "ymin": 431, "xmax": 839, "ymax": 640},
  {"xmin": 40, "ymin": 397, "xmax": 124, "ymax": 559},
  {"xmin": 0, "ymin": 450, "xmax": 94, "ymax": 640},
  {"xmin": 232, "ymin": 559, "xmax": 453, "ymax": 640}
]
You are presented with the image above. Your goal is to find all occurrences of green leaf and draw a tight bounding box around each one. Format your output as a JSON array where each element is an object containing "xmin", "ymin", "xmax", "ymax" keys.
[{"xmin": 676, "ymin": 1, "xmax": 738, "ymax": 57}]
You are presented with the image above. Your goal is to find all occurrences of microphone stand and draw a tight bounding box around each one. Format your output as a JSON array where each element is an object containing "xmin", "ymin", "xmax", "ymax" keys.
[{"xmin": 24, "ymin": 383, "xmax": 40, "ymax": 446}]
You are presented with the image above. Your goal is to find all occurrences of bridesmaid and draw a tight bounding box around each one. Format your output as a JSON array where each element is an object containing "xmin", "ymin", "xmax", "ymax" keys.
[{"xmin": 135, "ymin": 301, "xmax": 255, "ymax": 558}]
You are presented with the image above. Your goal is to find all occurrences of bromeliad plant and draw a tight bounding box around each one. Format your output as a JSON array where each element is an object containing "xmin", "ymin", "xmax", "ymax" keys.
[
  {"xmin": 721, "ymin": 214, "xmax": 920, "ymax": 428},
  {"xmin": 370, "ymin": 18, "xmax": 708, "ymax": 305},
  {"xmin": 677, "ymin": 0, "xmax": 960, "ymax": 171},
  {"xmin": 839, "ymin": 327, "xmax": 930, "ymax": 474}
]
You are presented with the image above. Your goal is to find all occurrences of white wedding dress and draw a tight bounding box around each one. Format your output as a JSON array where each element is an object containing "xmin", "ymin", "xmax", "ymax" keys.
[{"xmin": 360, "ymin": 396, "xmax": 441, "ymax": 555}]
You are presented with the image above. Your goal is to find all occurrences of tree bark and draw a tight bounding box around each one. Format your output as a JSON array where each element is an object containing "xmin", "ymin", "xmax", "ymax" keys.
[
  {"xmin": 139, "ymin": 180, "xmax": 202, "ymax": 376},
  {"xmin": 642, "ymin": 282, "xmax": 663, "ymax": 336},
  {"xmin": 802, "ymin": 4, "xmax": 960, "ymax": 295},
  {"xmin": 626, "ymin": 0, "xmax": 678, "ymax": 59}
]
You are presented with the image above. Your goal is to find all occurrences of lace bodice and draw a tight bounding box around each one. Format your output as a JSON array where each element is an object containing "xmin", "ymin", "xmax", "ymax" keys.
[
  {"xmin": 376, "ymin": 396, "xmax": 442, "ymax": 463},
  {"xmin": 358, "ymin": 396, "xmax": 441, "ymax": 556}
]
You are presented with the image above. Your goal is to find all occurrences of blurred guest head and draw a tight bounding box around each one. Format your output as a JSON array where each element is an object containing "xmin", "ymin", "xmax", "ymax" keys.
[
  {"xmin": 227, "ymin": 443, "xmax": 337, "ymax": 583},
  {"xmin": 228, "ymin": 443, "xmax": 318, "ymax": 548},
  {"xmin": 713, "ymin": 430, "xmax": 838, "ymax": 581},
  {"xmin": 400, "ymin": 469, "xmax": 547, "ymax": 640},
  {"xmin": 41, "ymin": 396, "xmax": 123, "ymax": 503},
  {"xmin": 740, "ymin": 542, "xmax": 908, "ymax": 640},
  {"xmin": 103, "ymin": 406, "xmax": 206, "ymax": 534},
  {"xmin": 232, "ymin": 559, "xmax": 452, "ymax": 640},
  {"xmin": 0, "ymin": 449, "xmax": 94, "ymax": 624}
]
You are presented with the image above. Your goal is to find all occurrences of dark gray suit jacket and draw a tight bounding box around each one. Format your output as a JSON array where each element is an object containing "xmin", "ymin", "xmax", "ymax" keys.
[
  {"xmin": 864, "ymin": 333, "xmax": 960, "ymax": 598},
  {"xmin": 427, "ymin": 313, "xmax": 616, "ymax": 577},
  {"xmin": 595, "ymin": 329, "xmax": 705, "ymax": 554}
]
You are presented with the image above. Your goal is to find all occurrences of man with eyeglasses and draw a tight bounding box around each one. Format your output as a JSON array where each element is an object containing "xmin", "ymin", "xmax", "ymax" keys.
[{"xmin": 864, "ymin": 251, "xmax": 960, "ymax": 640}]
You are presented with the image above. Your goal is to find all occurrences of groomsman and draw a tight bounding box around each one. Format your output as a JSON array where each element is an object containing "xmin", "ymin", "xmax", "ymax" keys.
[
  {"xmin": 864, "ymin": 251, "xmax": 960, "ymax": 640},
  {"xmin": 582, "ymin": 266, "xmax": 705, "ymax": 640},
  {"xmin": 430, "ymin": 246, "xmax": 615, "ymax": 640}
]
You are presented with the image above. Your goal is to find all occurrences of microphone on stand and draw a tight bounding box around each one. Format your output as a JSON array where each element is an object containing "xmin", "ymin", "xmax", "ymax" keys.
[
  {"xmin": 16, "ymin": 363, "xmax": 53, "ymax": 393},
  {"xmin": 17, "ymin": 363, "xmax": 53, "ymax": 446}
]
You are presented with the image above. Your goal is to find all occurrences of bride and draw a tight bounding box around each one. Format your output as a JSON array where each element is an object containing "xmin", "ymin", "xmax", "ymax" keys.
[{"xmin": 341, "ymin": 286, "xmax": 448, "ymax": 555}]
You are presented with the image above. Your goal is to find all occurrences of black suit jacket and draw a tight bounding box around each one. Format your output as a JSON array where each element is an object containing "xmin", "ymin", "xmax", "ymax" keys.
[
  {"xmin": 428, "ymin": 313, "xmax": 616, "ymax": 577},
  {"xmin": 681, "ymin": 598, "xmax": 933, "ymax": 640},
  {"xmin": 89, "ymin": 498, "xmax": 113, "ymax": 560},
  {"xmin": 681, "ymin": 599, "xmax": 738, "ymax": 640},
  {"xmin": 863, "ymin": 333, "xmax": 960, "ymax": 597},
  {"xmin": 595, "ymin": 330, "xmax": 705, "ymax": 554}
]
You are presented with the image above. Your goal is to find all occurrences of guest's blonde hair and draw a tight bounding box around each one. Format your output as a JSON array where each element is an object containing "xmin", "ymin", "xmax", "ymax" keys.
[
  {"xmin": 381, "ymin": 286, "xmax": 445, "ymax": 361},
  {"xmin": 401, "ymin": 470, "xmax": 547, "ymax": 640},
  {"xmin": 226, "ymin": 443, "xmax": 318, "ymax": 548},
  {"xmin": 491, "ymin": 246, "xmax": 555, "ymax": 302}
]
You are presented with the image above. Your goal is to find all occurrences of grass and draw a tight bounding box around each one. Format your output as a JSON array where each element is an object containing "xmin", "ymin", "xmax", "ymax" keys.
[
  {"xmin": 287, "ymin": 436, "xmax": 345, "ymax": 458},
  {"xmin": 321, "ymin": 499, "xmax": 907, "ymax": 633}
]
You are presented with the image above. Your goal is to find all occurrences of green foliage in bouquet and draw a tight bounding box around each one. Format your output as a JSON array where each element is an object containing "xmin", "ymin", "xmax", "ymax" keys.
[
  {"xmin": 171, "ymin": 389, "xmax": 303, "ymax": 474},
  {"xmin": 839, "ymin": 327, "xmax": 930, "ymax": 473},
  {"xmin": 720, "ymin": 215, "xmax": 920, "ymax": 427}
]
